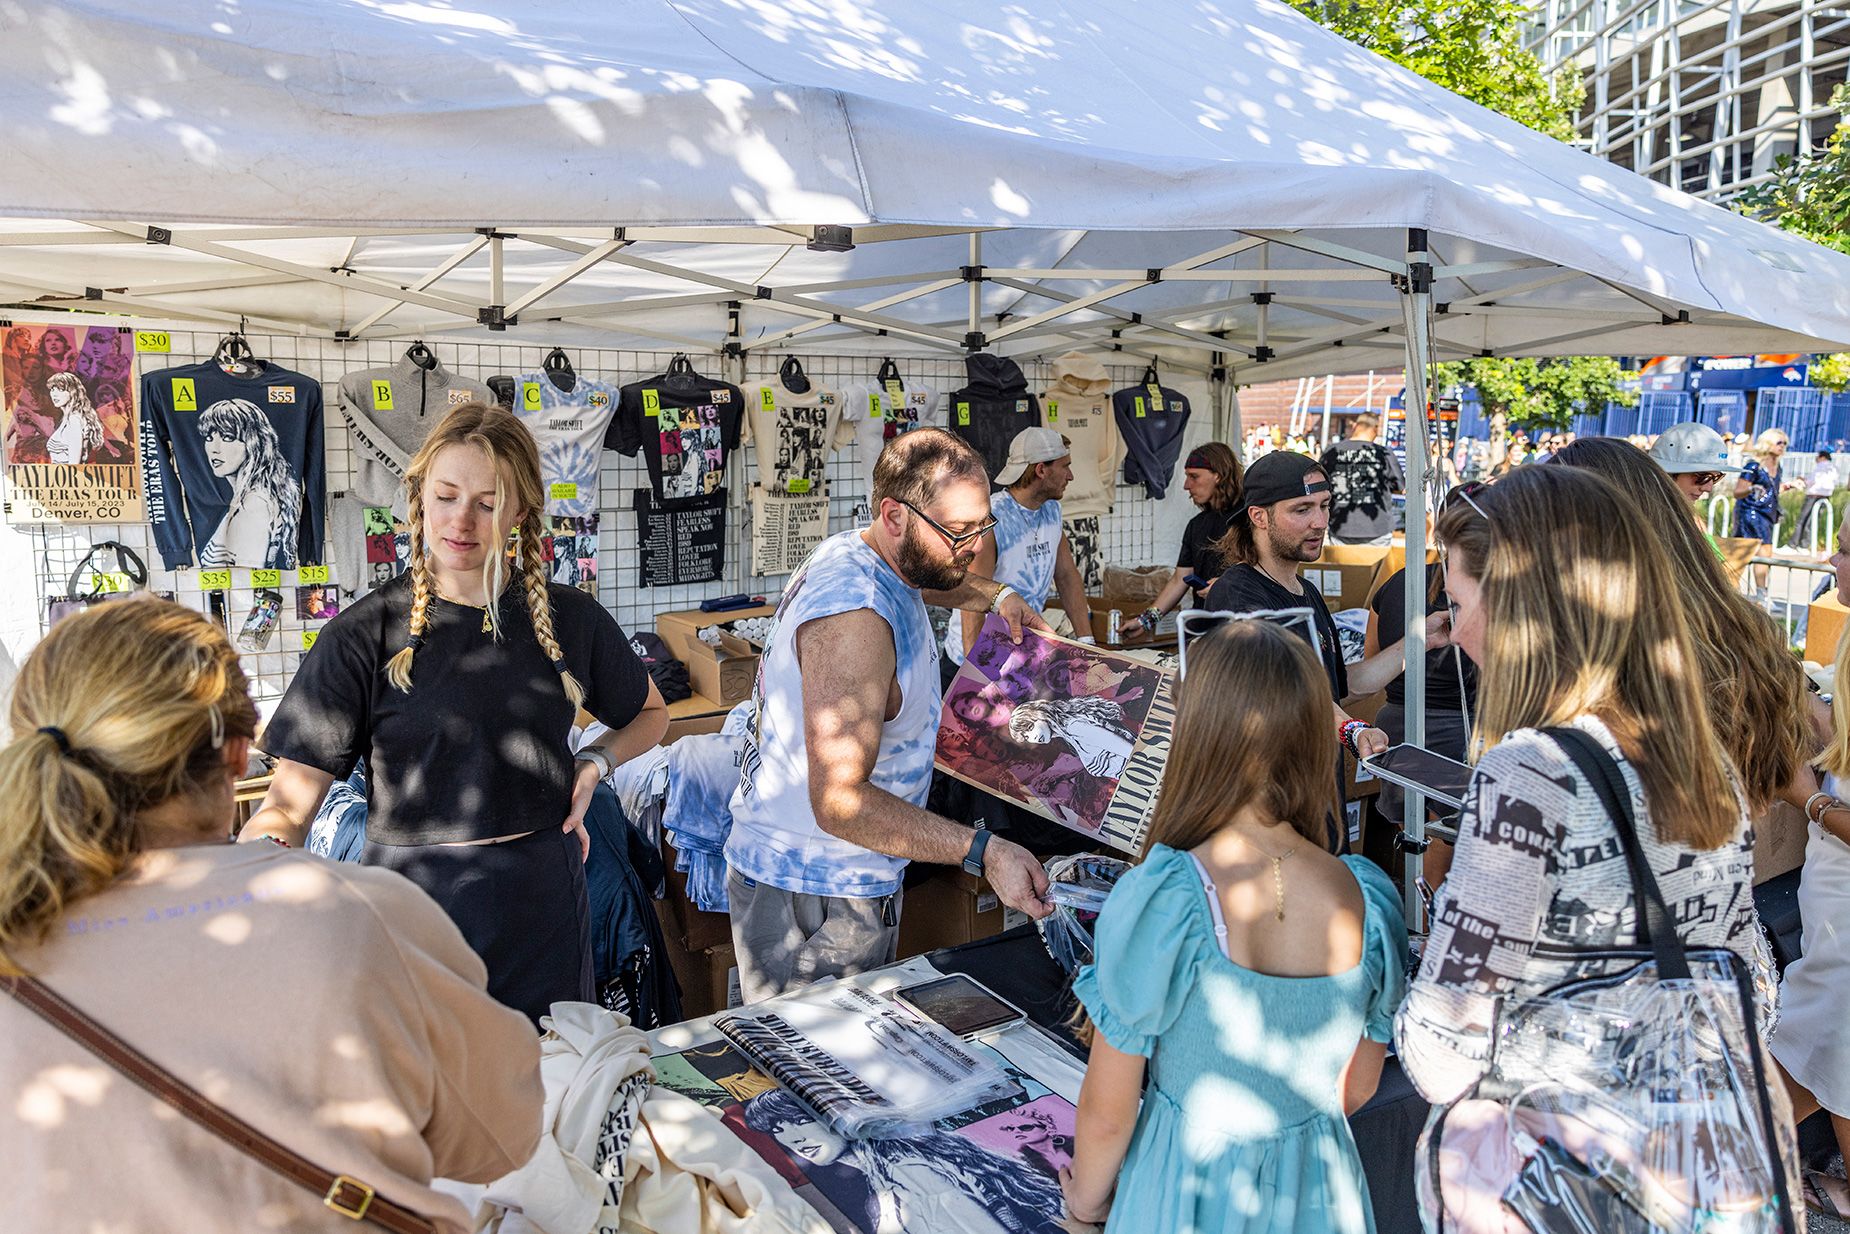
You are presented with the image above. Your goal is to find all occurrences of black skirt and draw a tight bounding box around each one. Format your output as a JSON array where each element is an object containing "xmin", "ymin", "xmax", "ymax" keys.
[{"xmin": 362, "ymin": 825, "xmax": 592, "ymax": 1027}]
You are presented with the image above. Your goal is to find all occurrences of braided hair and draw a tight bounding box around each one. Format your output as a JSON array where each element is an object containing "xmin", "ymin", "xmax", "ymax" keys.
[
  {"xmin": 383, "ymin": 402, "xmax": 583, "ymax": 705},
  {"xmin": 518, "ymin": 504, "xmax": 586, "ymax": 708}
]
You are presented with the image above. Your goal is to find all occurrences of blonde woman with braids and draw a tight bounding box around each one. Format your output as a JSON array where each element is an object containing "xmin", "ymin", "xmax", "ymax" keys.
[
  {"xmin": 1397, "ymin": 466, "xmax": 1788, "ymax": 1231},
  {"xmin": 0, "ymin": 600, "xmax": 541, "ymax": 1233},
  {"xmin": 246, "ymin": 402, "xmax": 667, "ymax": 1023}
]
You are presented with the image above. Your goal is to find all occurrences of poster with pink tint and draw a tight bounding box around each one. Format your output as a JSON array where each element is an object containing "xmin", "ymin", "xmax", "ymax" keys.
[
  {"xmin": 2, "ymin": 323, "xmax": 143, "ymax": 522},
  {"xmin": 935, "ymin": 615, "xmax": 1174, "ymax": 854}
]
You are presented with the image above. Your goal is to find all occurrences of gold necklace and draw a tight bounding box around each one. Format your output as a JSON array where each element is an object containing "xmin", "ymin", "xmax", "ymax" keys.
[
  {"xmin": 437, "ymin": 586, "xmax": 494, "ymax": 634},
  {"xmin": 1238, "ymin": 828, "xmax": 1298, "ymax": 921}
]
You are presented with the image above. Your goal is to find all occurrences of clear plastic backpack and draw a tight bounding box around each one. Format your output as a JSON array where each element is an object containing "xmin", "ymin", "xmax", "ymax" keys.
[{"xmin": 1419, "ymin": 727, "xmax": 1800, "ymax": 1234}]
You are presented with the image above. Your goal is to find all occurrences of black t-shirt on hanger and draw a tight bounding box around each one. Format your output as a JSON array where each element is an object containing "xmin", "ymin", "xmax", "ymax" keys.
[
  {"xmin": 138, "ymin": 359, "xmax": 326, "ymax": 569},
  {"xmin": 259, "ymin": 571, "xmax": 651, "ymax": 846},
  {"xmin": 607, "ymin": 371, "xmax": 745, "ymax": 504}
]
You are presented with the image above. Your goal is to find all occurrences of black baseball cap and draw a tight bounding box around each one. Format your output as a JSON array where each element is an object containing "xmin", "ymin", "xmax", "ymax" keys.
[{"xmin": 1234, "ymin": 451, "xmax": 1329, "ymax": 522}]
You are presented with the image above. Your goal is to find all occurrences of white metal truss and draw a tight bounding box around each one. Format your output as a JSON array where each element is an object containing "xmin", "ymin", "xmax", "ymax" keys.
[{"xmin": 1529, "ymin": 0, "xmax": 1850, "ymax": 200}]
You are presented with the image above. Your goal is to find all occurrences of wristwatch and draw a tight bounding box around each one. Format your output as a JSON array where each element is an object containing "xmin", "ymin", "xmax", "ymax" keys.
[
  {"xmin": 576, "ymin": 745, "xmax": 616, "ymax": 781},
  {"xmin": 961, "ymin": 827, "xmax": 992, "ymax": 877}
]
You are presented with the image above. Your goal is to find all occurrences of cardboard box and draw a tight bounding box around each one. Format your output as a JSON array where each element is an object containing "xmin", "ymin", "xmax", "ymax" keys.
[
  {"xmin": 895, "ymin": 867, "xmax": 1014, "ymax": 959},
  {"xmin": 655, "ymin": 906, "xmax": 739, "ymax": 1018},
  {"xmin": 1714, "ymin": 537, "xmax": 1761, "ymax": 585},
  {"xmin": 1299, "ymin": 544, "xmax": 1389, "ymax": 613},
  {"xmin": 1368, "ymin": 548, "xmax": 1440, "ymax": 605},
  {"xmin": 1343, "ymin": 689, "xmax": 1386, "ymax": 801},
  {"xmin": 655, "ymin": 604, "xmax": 777, "ymax": 661},
  {"xmin": 1806, "ymin": 594, "xmax": 1849, "ymax": 666},
  {"xmin": 1101, "ymin": 565, "xmax": 1169, "ymax": 612},
  {"xmin": 664, "ymin": 693, "xmax": 735, "ymax": 745},
  {"xmin": 659, "ymin": 835, "xmax": 735, "ymax": 954},
  {"xmin": 657, "ymin": 606, "xmax": 775, "ymax": 707},
  {"xmin": 1082, "ymin": 596, "xmax": 1178, "ymax": 648}
]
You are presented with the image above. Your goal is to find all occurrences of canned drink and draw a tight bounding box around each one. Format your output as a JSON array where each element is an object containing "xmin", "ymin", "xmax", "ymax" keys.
[{"xmin": 1106, "ymin": 609, "xmax": 1122, "ymax": 645}]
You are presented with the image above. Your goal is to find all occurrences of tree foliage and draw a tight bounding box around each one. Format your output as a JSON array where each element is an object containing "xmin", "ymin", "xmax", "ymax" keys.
[
  {"xmin": 1736, "ymin": 87, "xmax": 1850, "ymax": 384},
  {"xmin": 1431, "ymin": 356, "xmax": 1637, "ymax": 431},
  {"xmin": 1287, "ymin": 0, "xmax": 1584, "ymax": 139},
  {"xmin": 1290, "ymin": 0, "xmax": 1629, "ymax": 428},
  {"xmin": 1735, "ymin": 84, "xmax": 1850, "ymax": 257},
  {"xmin": 1809, "ymin": 352, "xmax": 1850, "ymax": 393}
]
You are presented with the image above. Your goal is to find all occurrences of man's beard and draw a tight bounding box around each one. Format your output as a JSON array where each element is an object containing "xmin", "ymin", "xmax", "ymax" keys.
[
  {"xmin": 895, "ymin": 520, "xmax": 972, "ymax": 591},
  {"xmin": 1268, "ymin": 523, "xmax": 1322, "ymax": 563}
]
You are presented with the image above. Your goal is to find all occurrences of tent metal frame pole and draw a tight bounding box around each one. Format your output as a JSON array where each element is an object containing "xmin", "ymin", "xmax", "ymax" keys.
[
  {"xmin": 118, "ymin": 272, "xmax": 307, "ymax": 297},
  {"xmin": 0, "ymin": 225, "xmax": 467, "ymax": 247},
  {"xmin": 520, "ymin": 235, "xmax": 967, "ymax": 349},
  {"xmin": 1399, "ymin": 229, "xmax": 1435, "ymax": 927},
  {"xmin": 502, "ymin": 236, "xmax": 629, "ymax": 316},
  {"xmin": 740, "ymin": 279, "xmax": 963, "ymax": 351},
  {"xmin": 983, "ymin": 277, "xmax": 1257, "ymax": 356},
  {"xmin": 76, "ymin": 221, "xmax": 487, "ymax": 320},
  {"xmin": 999, "ymin": 267, "xmax": 1383, "ymax": 282},
  {"xmin": 526, "ymin": 289, "xmax": 739, "ymax": 322},
  {"xmin": 0, "ymin": 269, "xmax": 308, "ymax": 334},
  {"xmin": 986, "ymin": 236, "xmax": 1265, "ymax": 342},
  {"xmin": 347, "ymin": 234, "xmax": 491, "ymax": 336},
  {"xmin": 968, "ymin": 233, "xmax": 982, "ymax": 343},
  {"xmin": 1239, "ymin": 231, "xmax": 1408, "ymax": 276}
]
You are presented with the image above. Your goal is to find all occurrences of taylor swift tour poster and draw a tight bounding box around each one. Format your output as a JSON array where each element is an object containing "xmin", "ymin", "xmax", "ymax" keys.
[
  {"xmin": 2, "ymin": 324, "xmax": 144, "ymax": 522},
  {"xmin": 935, "ymin": 615, "xmax": 1175, "ymax": 855}
]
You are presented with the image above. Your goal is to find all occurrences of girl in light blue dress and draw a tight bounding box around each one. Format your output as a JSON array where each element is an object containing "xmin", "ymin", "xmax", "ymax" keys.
[{"xmin": 1063, "ymin": 619, "xmax": 1410, "ymax": 1234}]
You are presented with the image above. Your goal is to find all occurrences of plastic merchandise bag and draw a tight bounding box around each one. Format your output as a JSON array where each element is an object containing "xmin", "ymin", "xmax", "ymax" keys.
[
  {"xmin": 1038, "ymin": 852, "xmax": 1131, "ymax": 975},
  {"xmin": 1417, "ymin": 728, "xmax": 1799, "ymax": 1234}
]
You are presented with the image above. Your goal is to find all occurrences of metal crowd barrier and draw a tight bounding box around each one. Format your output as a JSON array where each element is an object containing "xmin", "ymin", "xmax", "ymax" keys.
[{"xmin": 1742, "ymin": 555, "xmax": 1834, "ymax": 652}]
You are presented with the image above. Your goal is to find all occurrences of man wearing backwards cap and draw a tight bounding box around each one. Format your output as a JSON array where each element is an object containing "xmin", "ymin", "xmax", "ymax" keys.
[
  {"xmin": 1204, "ymin": 452, "xmax": 1449, "ymax": 762},
  {"xmin": 946, "ymin": 426, "xmax": 1092, "ymax": 674}
]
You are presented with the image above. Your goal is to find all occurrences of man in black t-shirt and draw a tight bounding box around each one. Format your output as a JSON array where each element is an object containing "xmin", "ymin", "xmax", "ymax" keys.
[
  {"xmin": 1319, "ymin": 413, "xmax": 1403, "ymax": 545},
  {"xmin": 1204, "ymin": 452, "xmax": 1447, "ymax": 761}
]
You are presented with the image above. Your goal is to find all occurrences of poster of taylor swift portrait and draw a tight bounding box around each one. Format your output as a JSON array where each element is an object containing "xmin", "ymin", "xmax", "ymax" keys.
[
  {"xmin": 935, "ymin": 615, "xmax": 1175, "ymax": 854},
  {"xmin": 1, "ymin": 324, "xmax": 144, "ymax": 523}
]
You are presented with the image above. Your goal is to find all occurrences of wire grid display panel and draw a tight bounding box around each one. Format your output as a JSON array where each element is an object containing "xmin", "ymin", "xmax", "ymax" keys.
[{"xmin": 21, "ymin": 331, "xmax": 1169, "ymax": 710}]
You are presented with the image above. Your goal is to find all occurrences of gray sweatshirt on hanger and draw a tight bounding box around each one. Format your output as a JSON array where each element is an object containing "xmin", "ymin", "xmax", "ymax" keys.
[{"xmin": 331, "ymin": 354, "xmax": 493, "ymax": 596}]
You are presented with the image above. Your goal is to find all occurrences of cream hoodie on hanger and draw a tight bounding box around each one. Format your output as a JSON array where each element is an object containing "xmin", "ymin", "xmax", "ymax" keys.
[{"xmin": 1040, "ymin": 352, "xmax": 1123, "ymax": 519}]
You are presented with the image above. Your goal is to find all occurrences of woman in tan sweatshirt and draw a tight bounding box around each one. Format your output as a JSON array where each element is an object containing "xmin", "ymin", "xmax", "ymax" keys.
[{"xmin": 0, "ymin": 599, "xmax": 542, "ymax": 1233}]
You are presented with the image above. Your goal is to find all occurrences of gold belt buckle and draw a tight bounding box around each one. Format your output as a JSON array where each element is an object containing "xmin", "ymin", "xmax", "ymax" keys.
[{"xmin": 324, "ymin": 1175, "xmax": 375, "ymax": 1220}]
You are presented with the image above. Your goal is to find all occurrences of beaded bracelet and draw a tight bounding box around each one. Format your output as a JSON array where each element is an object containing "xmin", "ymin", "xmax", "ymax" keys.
[{"xmin": 1339, "ymin": 719, "xmax": 1368, "ymax": 757}]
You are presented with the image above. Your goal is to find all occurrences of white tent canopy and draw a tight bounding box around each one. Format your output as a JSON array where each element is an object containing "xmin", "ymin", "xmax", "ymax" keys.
[
  {"xmin": 4, "ymin": 0, "xmax": 1850, "ymax": 377},
  {"xmin": 8, "ymin": 0, "xmax": 1850, "ymax": 906}
]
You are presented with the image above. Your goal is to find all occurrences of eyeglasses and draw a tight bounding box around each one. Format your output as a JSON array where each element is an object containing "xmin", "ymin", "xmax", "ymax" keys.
[
  {"xmin": 899, "ymin": 499, "xmax": 997, "ymax": 550},
  {"xmin": 1691, "ymin": 471, "xmax": 1724, "ymax": 486}
]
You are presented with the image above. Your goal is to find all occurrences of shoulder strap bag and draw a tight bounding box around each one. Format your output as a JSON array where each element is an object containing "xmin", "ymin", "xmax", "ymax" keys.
[{"xmin": 1, "ymin": 974, "xmax": 434, "ymax": 1232}]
